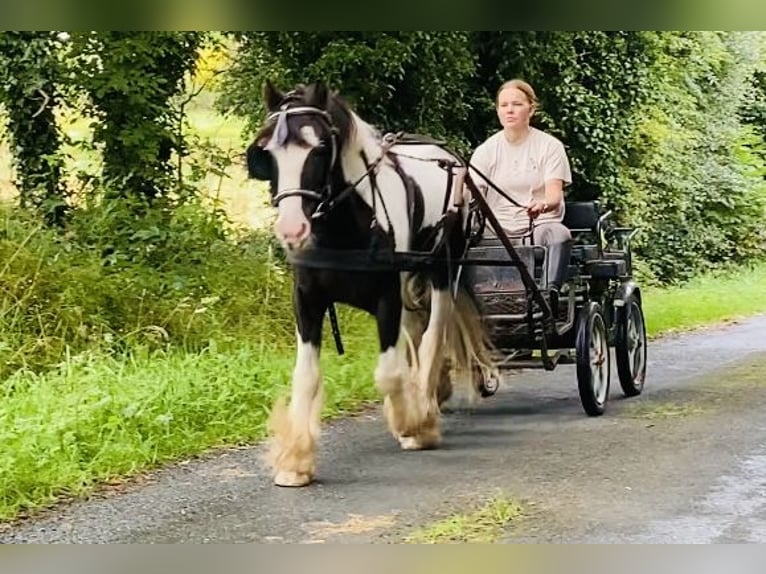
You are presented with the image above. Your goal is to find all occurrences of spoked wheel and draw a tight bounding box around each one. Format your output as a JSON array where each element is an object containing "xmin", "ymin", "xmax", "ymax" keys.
[
  {"xmin": 575, "ymin": 301, "xmax": 611, "ymax": 416},
  {"xmin": 615, "ymin": 293, "xmax": 647, "ymax": 397}
]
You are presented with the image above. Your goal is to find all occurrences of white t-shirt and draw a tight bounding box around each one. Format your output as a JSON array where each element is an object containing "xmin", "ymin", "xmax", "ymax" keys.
[{"xmin": 470, "ymin": 127, "xmax": 572, "ymax": 235}]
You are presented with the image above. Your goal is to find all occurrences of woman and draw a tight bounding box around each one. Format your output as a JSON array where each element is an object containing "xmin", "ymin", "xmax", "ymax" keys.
[{"xmin": 470, "ymin": 78, "xmax": 573, "ymax": 305}]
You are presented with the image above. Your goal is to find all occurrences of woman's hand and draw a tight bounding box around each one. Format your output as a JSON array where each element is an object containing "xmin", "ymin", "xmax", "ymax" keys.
[{"xmin": 526, "ymin": 199, "xmax": 549, "ymax": 219}]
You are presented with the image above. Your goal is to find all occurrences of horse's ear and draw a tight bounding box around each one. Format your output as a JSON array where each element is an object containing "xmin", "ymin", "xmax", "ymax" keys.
[
  {"xmin": 246, "ymin": 139, "xmax": 273, "ymax": 181},
  {"xmin": 308, "ymin": 81, "xmax": 329, "ymax": 110},
  {"xmin": 264, "ymin": 80, "xmax": 284, "ymax": 112}
]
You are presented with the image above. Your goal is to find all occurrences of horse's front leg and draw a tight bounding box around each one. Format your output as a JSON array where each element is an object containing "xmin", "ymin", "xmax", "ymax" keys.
[{"xmin": 267, "ymin": 290, "xmax": 325, "ymax": 487}]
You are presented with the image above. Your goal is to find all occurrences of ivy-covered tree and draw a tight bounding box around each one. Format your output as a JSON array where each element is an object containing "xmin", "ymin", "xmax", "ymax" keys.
[
  {"xmin": 220, "ymin": 32, "xmax": 477, "ymax": 150},
  {"xmin": 619, "ymin": 32, "xmax": 766, "ymax": 282},
  {"xmin": 68, "ymin": 32, "xmax": 203, "ymax": 204},
  {"xmin": 0, "ymin": 32, "xmax": 67, "ymax": 225}
]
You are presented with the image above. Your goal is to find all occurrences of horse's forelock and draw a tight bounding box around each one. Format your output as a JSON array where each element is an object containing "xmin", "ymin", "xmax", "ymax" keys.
[
  {"xmin": 285, "ymin": 86, "xmax": 356, "ymax": 152},
  {"xmin": 253, "ymin": 83, "xmax": 359, "ymax": 158}
]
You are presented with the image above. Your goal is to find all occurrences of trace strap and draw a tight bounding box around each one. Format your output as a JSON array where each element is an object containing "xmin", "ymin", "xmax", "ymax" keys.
[{"xmin": 327, "ymin": 304, "xmax": 344, "ymax": 355}]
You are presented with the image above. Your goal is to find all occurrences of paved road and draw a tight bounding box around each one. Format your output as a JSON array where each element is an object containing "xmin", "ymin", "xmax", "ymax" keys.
[{"xmin": 3, "ymin": 315, "xmax": 766, "ymax": 543}]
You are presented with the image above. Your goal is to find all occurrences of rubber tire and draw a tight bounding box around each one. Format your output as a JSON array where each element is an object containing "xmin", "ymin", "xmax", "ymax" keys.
[
  {"xmin": 575, "ymin": 301, "xmax": 611, "ymax": 416},
  {"xmin": 615, "ymin": 294, "xmax": 647, "ymax": 397}
]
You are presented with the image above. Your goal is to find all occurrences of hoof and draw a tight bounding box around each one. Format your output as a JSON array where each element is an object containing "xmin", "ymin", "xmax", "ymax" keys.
[
  {"xmin": 398, "ymin": 436, "xmax": 421, "ymax": 450},
  {"xmin": 398, "ymin": 434, "xmax": 441, "ymax": 451},
  {"xmin": 274, "ymin": 470, "xmax": 313, "ymax": 487}
]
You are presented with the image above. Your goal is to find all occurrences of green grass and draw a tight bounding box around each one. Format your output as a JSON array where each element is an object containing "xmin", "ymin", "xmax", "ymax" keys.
[
  {"xmin": 0, "ymin": 329, "xmax": 379, "ymax": 521},
  {"xmin": 643, "ymin": 262, "xmax": 766, "ymax": 337},
  {"xmin": 404, "ymin": 494, "xmax": 523, "ymax": 543}
]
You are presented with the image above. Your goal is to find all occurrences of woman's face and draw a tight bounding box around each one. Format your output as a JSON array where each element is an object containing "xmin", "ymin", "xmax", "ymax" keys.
[{"xmin": 496, "ymin": 86, "xmax": 534, "ymax": 130}]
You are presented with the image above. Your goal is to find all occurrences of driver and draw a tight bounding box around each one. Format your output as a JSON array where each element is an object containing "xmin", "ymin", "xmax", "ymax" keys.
[{"xmin": 469, "ymin": 78, "xmax": 573, "ymax": 309}]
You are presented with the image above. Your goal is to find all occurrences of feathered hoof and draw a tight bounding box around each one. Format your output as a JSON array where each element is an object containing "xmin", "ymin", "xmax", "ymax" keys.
[
  {"xmin": 398, "ymin": 433, "xmax": 441, "ymax": 451},
  {"xmin": 274, "ymin": 470, "xmax": 313, "ymax": 487}
]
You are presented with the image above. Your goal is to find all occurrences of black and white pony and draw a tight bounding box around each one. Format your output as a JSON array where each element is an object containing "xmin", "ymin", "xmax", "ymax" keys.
[{"xmin": 246, "ymin": 81, "xmax": 495, "ymax": 487}]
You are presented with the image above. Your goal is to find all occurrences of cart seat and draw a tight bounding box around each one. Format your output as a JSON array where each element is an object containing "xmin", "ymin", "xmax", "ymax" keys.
[
  {"xmin": 463, "ymin": 240, "xmax": 548, "ymax": 297},
  {"xmin": 563, "ymin": 201, "xmax": 602, "ymax": 233},
  {"xmin": 569, "ymin": 245, "xmax": 628, "ymax": 278},
  {"xmin": 586, "ymin": 259, "xmax": 627, "ymax": 278}
]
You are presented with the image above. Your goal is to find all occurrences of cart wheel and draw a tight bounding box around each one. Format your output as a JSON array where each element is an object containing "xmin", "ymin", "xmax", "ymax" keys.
[
  {"xmin": 576, "ymin": 301, "xmax": 610, "ymax": 416},
  {"xmin": 615, "ymin": 293, "xmax": 647, "ymax": 397}
]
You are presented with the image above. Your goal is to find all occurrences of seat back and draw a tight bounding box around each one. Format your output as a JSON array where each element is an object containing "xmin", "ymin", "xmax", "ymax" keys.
[{"xmin": 563, "ymin": 201, "xmax": 601, "ymax": 231}]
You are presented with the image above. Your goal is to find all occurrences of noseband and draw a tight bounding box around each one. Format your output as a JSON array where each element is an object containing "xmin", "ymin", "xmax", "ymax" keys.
[{"xmin": 266, "ymin": 105, "xmax": 338, "ymax": 211}]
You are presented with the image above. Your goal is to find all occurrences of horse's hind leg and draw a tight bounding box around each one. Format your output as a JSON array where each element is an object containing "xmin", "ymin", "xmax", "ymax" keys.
[
  {"xmin": 267, "ymin": 297, "xmax": 325, "ymax": 487},
  {"xmin": 399, "ymin": 287, "xmax": 452, "ymax": 450},
  {"xmin": 374, "ymin": 290, "xmax": 415, "ymax": 441}
]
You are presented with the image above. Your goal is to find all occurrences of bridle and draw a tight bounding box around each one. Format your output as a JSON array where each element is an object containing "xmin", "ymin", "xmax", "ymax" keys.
[
  {"xmin": 266, "ymin": 105, "xmax": 338, "ymax": 210},
  {"xmin": 265, "ymin": 102, "xmax": 397, "ymax": 225}
]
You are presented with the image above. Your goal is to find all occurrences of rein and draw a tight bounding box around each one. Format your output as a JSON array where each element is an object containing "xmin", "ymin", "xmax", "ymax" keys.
[{"xmin": 466, "ymin": 160, "xmax": 526, "ymax": 209}]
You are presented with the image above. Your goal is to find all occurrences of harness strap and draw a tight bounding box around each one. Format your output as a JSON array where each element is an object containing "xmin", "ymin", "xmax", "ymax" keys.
[
  {"xmin": 267, "ymin": 106, "xmax": 332, "ymax": 122},
  {"xmin": 387, "ymin": 153, "xmax": 420, "ymax": 241},
  {"xmin": 309, "ymin": 137, "xmax": 396, "ymax": 219},
  {"xmin": 327, "ymin": 304, "xmax": 344, "ymax": 355},
  {"xmin": 467, "ymin": 161, "xmax": 526, "ymax": 209},
  {"xmin": 441, "ymin": 163, "xmax": 455, "ymax": 215},
  {"xmin": 271, "ymin": 188, "xmax": 324, "ymax": 206},
  {"xmin": 361, "ymin": 150, "xmax": 394, "ymax": 238}
]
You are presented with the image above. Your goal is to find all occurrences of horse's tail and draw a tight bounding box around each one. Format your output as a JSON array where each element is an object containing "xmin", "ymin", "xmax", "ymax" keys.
[
  {"xmin": 443, "ymin": 287, "xmax": 499, "ymax": 405},
  {"xmin": 401, "ymin": 272, "xmax": 498, "ymax": 406}
]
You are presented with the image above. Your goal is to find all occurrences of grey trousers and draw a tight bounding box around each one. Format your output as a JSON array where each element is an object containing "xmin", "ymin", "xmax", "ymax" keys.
[
  {"xmin": 528, "ymin": 221, "xmax": 572, "ymax": 247},
  {"xmin": 508, "ymin": 222, "xmax": 572, "ymax": 290}
]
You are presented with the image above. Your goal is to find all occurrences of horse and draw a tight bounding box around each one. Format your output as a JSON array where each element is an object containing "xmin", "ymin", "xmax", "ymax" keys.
[{"xmin": 246, "ymin": 80, "xmax": 496, "ymax": 487}]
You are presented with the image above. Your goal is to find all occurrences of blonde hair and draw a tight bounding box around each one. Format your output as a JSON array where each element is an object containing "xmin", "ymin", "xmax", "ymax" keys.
[{"xmin": 496, "ymin": 79, "xmax": 538, "ymax": 107}]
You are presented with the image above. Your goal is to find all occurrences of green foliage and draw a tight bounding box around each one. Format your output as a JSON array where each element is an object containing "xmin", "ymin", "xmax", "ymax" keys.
[
  {"xmin": 0, "ymin": 32, "xmax": 67, "ymax": 224},
  {"xmin": 0, "ymin": 201, "xmax": 294, "ymax": 378},
  {"xmin": 739, "ymin": 31, "xmax": 766, "ymax": 140},
  {"xmin": 66, "ymin": 32, "xmax": 204, "ymax": 203},
  {"xmin": 741, "ymin": 68, "xmax": 766, "ymax": 141},
  {"xmin": 220, "ymin": 32, "xmax": 477, "ymax": 151},
  {"xmin": 467, "ymin": 32, "xmax": 661, "ymax": 198},
  {"xmin": 616, "ymin": 32, "xmax": 766, "ymax": 283},
  {"xmin": 223, "ymin": 31, "xmax": 660, "ymax": 195}
]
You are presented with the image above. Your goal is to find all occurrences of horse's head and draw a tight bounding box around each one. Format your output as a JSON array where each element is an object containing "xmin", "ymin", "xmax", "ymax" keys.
[{"xmin": 246, "ymin": 80, "xmax": 353, "ymax": 251}]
